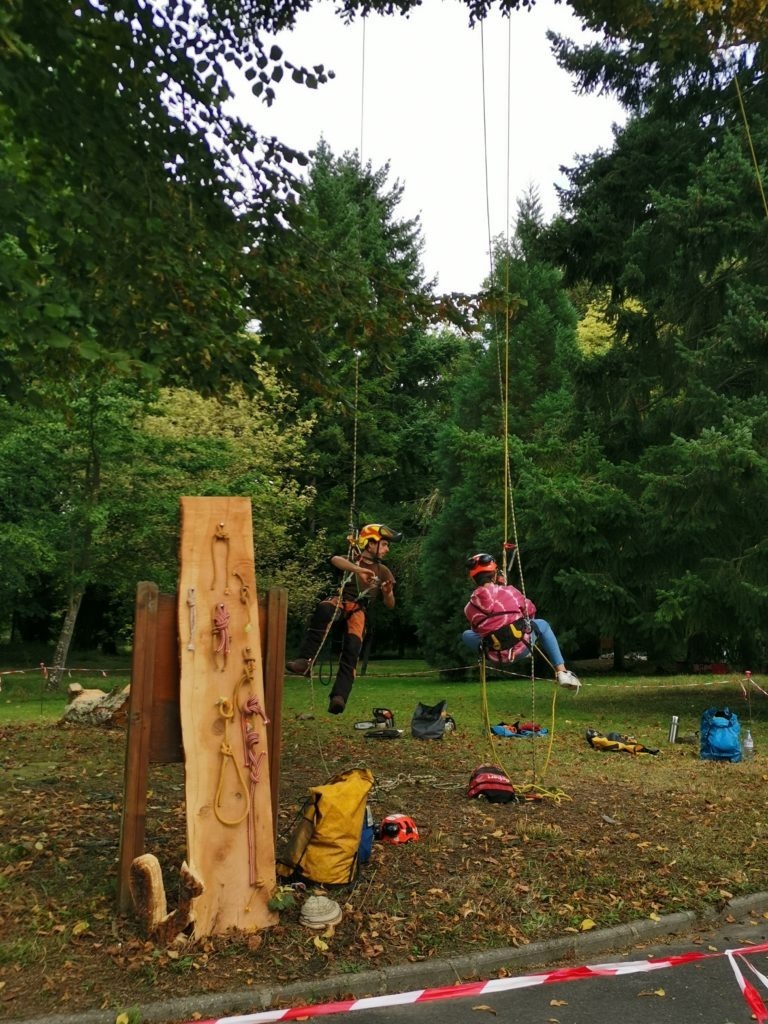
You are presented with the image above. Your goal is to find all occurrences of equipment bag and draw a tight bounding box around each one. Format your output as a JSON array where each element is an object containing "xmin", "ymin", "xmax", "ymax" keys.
[
  {"xmin": 411, "ymin": 699, "xmax": 447, "ymax": 740},
  {"xmin": 467, "ymin": 764, "xmax": 516, "ymax": 803},
  {"xmin": 491, "ymin": 721, "xmax": 548, "ymax": 738},
  {"xmin": 700, "ymin": 707, "xmax": 742, "ymax": 763},
  {"xmin": 277, "ymin": 767, "xmax": 375, "ymax": 885},
  {"xmin": 358, "ymin": 805, "xmax": 375, "ymax": 864}
]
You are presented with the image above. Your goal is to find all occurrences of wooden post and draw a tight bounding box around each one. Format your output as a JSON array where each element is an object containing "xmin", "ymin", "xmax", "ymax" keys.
[
  {"xmin": 117, "ymin": 582, "xmax": 160, "ymax": 914},
  {"xmin": 177, "ymin": 496, "xmax": 277, "ymax": 936},
  {"xmin": 118, "ymin": 580, "xmax": 287, "ymax": 919},
  {"xmin": 260, "ymin": 587, "xmax": 287, "ymax": 844}
]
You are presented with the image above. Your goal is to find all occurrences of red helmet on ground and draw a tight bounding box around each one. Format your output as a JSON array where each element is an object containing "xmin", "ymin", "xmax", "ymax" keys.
[{"xmin": 379, "ymin": 813, "xmax": 419, "ymax": 844}]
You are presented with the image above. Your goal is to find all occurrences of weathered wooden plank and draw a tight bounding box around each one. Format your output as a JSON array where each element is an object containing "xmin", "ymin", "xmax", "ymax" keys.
[
  {"xmin": 178, "ymin": 497, "xmax": 277, "ymax": 937},
  {"xmin": 148, "ymin": 592, "xmax": 183, "ymax": 764},
  {"xmin": 261, "ymin": 587, "xmax": 287, "ymax": 844},
  {"xmin": 117, "ymin": 582, "xmax": 159, "ymax": 914}
]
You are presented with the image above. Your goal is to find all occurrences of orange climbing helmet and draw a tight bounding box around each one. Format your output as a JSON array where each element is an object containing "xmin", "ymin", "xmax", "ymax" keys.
[
  {"xmin": 466, "ymin": 553, "xmax": 497, "ymax": 578},
  {"xmin": 357, "ymin": 523, "xmax": 402, "ymax": 550},
  {"xmin": 379, "ymin": 813, "xmax": 419, "ymax": 844}
]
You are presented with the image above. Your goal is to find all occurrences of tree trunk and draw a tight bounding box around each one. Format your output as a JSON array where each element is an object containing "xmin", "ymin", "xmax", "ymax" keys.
[{"xmin": 48, "ymin": 588, "xmax": 84, "ymax": 690}]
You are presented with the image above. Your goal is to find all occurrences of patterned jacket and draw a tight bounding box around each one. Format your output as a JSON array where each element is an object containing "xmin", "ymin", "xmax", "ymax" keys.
[{"xmin": 464, "ymin": 583, "xmax": 536, "ymax": 662}]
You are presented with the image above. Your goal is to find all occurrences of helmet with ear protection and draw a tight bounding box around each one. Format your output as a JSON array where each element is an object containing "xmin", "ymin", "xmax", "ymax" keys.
[
  {"xmin": 466, "ymin": 552, "xmax": 497, "ymax": 578},
  {"xmin": 379, "ymin": 813, "xmax": 419, "ymax": 843}
]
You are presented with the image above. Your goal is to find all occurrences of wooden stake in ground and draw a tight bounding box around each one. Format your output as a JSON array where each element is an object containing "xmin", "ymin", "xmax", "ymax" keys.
[{"xmin": 178, "ymin": 496, "xmax": 277, "ymax": 937}]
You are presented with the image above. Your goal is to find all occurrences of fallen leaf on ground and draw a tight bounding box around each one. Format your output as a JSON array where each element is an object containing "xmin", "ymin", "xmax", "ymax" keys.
[{"xmin": 471, "ymin": 1005, "xmax": 497, "ymax": 1014}]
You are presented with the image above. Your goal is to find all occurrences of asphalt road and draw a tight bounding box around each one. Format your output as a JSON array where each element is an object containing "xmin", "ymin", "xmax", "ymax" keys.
[
  {"xmin": 294, "ymin": 916, "xmax": 768, "ymax": 1024},
  {"xmin": 10, "ymin": 906, "xmax": 768, "ymax": 1024}
]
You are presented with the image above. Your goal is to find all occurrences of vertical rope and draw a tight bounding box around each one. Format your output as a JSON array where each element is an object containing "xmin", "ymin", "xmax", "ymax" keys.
[
  {"xmin": 360, "ymin": 17, "xmax": 367, "ymax": 164},
  {"xmin": 734, "ymin": 75, "xmax": 768, "ymax": 219},
  {"xmin": 477, "ymin": 13, "xmax": 558, "ymax": 788},
  {"xmin": 503, "ymin": 14, "xmax": 511, "ymax": 553},
  {"xmin": 349, "ymin": 350, "xmax": 360, "ymax": 534},
  {"xmin": 480, "ymin": 21, "xmax": 494, "ymax": 287}
]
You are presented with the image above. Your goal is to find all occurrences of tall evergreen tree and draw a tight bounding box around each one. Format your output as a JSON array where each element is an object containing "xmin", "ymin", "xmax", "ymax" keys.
[
  {"xmin": 541, "ymin": 13, "xmax": 768, "ymax": 666},
  {"xmin": 415, "ymin": 225, "xmax": 581, "ymax": 668},
  {"xmin": 250, "ymin": 142, "xmax": 433, "ymax": 538}
]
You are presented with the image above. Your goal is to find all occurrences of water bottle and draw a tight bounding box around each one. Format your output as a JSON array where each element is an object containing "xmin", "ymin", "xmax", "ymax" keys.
[
  {"xmin": 743, "ymin": 729, "xmax": 755, "ymax": 761},
  {"xmin": 668, "ymin": 715, "xmax": 679, "ymax": 743}
]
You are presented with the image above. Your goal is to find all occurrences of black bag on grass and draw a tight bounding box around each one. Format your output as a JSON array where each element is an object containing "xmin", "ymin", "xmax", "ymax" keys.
[{"xmin": 411, "ymin": 700, "xmax": 447, "ymax": 740}]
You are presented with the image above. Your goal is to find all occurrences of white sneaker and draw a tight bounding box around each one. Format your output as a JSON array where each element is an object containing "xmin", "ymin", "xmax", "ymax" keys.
[{"xmin": 556, "ymin": 669, "xmax": 581, "ymax": 692}]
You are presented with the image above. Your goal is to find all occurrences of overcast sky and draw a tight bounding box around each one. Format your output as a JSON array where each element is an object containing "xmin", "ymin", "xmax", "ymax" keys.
[{"xmin": 231, "ymin": 0, "xmax": 625, "ymax": 295}]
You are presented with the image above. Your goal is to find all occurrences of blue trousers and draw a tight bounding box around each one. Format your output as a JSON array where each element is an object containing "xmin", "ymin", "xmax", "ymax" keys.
[{"xmin": 462, "ymin": 617, "xmax": 565, "ymax": 668}]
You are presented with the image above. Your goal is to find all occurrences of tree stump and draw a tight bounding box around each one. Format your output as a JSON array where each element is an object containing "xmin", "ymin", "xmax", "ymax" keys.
[{"xmin": 60, "ymin": 685, "xmax": 130, "ymax": 727}]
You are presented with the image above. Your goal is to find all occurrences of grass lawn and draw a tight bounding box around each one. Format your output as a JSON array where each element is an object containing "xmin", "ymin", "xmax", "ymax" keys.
[{"xmin": 2, "ymin": 655, "xmax": 768, "ymax": 1021}]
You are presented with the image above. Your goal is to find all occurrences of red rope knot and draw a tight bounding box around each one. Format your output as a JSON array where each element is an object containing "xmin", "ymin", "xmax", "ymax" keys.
[
  {"xmin": 243, "ymin": 732, "xmax": 266, "ymax": 783},
  {"xmin": 243, "ymin": 694, "xmax": 269, "ymax": 724},
  {"xmin": 212, "ymin": 603, "xmax": 231, "ymax": 655}
]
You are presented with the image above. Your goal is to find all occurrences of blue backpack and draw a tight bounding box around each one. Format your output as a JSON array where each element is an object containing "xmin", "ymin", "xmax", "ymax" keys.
[
  {"xmin": 358, "ymin": 805, "xmax": 374, "ymax": 864},
  {"xmin": 700, "ymin": 707, "xmax": 742, "ymax": 763}
]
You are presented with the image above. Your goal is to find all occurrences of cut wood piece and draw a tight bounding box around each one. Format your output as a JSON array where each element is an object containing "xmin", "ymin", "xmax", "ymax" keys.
[
  {"xmin": 60, "ymin": 686, "xmax": 130, "ymax": 726},
  {"xmin": 129, "ymin": 854, "xmax": 204, "ymax": 945},
  {"xmin": 178, "ymin": 496, "xmax": 277, "ymax": 937}
]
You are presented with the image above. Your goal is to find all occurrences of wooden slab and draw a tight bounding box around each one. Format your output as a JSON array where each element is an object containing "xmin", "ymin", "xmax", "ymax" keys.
[{"xmin": 178, "ymin": 497, "xmax": 277, "ymax": 937}]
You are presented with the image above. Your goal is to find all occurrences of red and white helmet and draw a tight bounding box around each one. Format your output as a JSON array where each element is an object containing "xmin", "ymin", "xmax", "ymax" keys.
[{"xmin": 379, "ymin": 813, "xmax": 419, "ymax": 844}]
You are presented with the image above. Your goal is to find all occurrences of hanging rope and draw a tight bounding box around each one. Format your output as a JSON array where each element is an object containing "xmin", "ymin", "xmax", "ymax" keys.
[
  {"xmin": 359, "ymin": 16, "xmax": 367, "ymax": 163},
  {"xmin": 349, "ymin": 349, "xmax": 361, "ymax": 537},
  {"xmin": 733, "ymin": 74, "xmax": 768, "ymax": 220},
  {"xmin": 476, "ymin": 654, "xmax": 569, "ymax": 803},
  {"xmin": 477, "ymin": 16, "xmax": 563, "ymax": 795},
  {"xmin": 301, "ymin": 349, "xmax": 363, "ymax": 774}
]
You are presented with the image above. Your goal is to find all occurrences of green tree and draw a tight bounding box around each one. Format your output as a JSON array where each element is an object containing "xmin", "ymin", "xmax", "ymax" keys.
[
  {"xmin": 415, "ymin": 228, "xmax": 581, "ymax": 667},
  {"xmin": 0, "ymin": 379, "xmax": 151, "ymax": 680},
  {"xmin": 541, "ymin": 13, "xmax": 768, "ymax": 667},
  {"xmin": 0, "ymin": 366, "xmax": 320, "ymax": 676},
  {"xmin": 251, "ymin": 142, "xmax": 433, "ymax": 535}
]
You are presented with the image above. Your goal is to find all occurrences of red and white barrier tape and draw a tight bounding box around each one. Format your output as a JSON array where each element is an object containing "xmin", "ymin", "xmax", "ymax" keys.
[{"xmin": 181, "ymin": 939, "xmax": 768, "ymax": 1024}]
